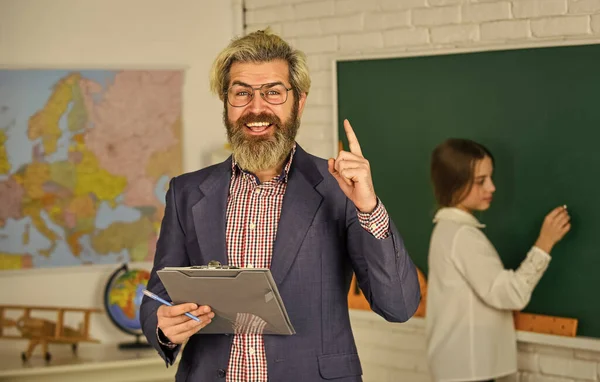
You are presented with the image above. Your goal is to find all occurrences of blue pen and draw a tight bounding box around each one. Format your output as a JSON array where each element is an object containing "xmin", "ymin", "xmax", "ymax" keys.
[{"xmin": 142, "ymin": 289, "xmax": 201, "ymax": 322}]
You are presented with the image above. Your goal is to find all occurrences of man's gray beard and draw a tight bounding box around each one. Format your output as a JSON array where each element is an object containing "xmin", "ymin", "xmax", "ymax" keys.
[{"xmin": 224, "ymin": 103, "xmax": 299, "ymax": 174}]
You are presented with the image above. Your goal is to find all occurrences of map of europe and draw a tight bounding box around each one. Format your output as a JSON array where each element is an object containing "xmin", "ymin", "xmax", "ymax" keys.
[{"xmin": 0, "ymin": 70, "xmax": 183, "ymax": 270}]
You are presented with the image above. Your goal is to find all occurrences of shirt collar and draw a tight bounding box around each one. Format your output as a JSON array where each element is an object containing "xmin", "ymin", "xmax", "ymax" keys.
[
  {"xmin": 231, "ymin": 143, "xmax": 296, "ymax": 184},
  {"xmin": 433, "ymin": 207, "xmax": 486, "ymax": 228}
]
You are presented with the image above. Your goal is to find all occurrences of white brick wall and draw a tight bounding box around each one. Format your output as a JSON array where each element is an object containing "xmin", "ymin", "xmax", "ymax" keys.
[
  {"xmin": 593, "ymin": 14, "xmax": 600, "ymax": 31},
  {"xmin": 321, "ymin": 14, "xmax": 364, "ymax": 34},
  {"xmin": 531, "ymin": 15, "xmax": 590, "ymax": 37},
  {"xmin": 294, "ymin": 1, "xmax": 335, "ymax": 19},
  {"xmin": 383, "ymin": 28, "xmax": 430, "ymax": 47},
  {"xmin": 512, "ymin": 0, "xmax": 568, "ymax": 19},
  {"xmin": 569, "ymin": 0, "xmax": 600, "ymax": 14},
  {"xmin": 431, "ymin": 23, "xmax": 479, "ymax": 42},
  {"xmin": 241, "ymin": 0, "xmax": 600, "ymax": 378},
  {"xmin": 339, "ymin": 31, "xmax": 384, "ymax": 50},
  {"xmin": 246, "ymin": 4, "xmax": 295, "ymax": 24},
  {"xmin": 349, "ymin": 310, "xmax": 600, "ymax": 382},
  {"xmin": 283, "ymin": 19, "xmax": 322, "ymax": 37},
  {"xmin": 462, "ymin": 2, "xmax": 511, "ymax": 23},
  {"xmin": 364, "ymin": 11, "xmax": 411, "ymax": 31},
  {"xmin": 538, "ymin": 356, "xmax": 598, "ymax": 380},
  {"xmin": 244, "ymin": 0, "xmax": 600, "ymax": 159},
  {"xmin": 481, "ymin": 19, "xmax": 530, "ymax": 39},
  {"xmin": 413, "ymin": 6, "xmax": 461, "ymax": 26},
  {"xmin": 379, "ymin": 0, "xmax": 427, "ymax": 11},
  {"xmin": 334, "ymin": 0, "xmax": 379, "ymax": 15}
]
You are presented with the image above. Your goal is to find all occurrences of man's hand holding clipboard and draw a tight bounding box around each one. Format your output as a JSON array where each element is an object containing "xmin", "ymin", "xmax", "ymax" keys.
[{"xmin": 142, "ymin": 289, "xmax": 214, "ymax": 346}]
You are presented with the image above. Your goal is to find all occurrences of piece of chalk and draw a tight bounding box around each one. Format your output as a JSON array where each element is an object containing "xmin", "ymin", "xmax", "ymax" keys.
[{"xmin": 563, "ymin": 204, "xmax": 567, "ymax": 209}]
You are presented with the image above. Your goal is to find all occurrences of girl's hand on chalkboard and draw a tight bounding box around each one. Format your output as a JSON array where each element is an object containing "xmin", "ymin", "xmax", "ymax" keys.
[
  {"xmin": 328, "ymin": 119, "xmax": 378, "ymax": 213},
  {"xmin": 535, "ymin": 205, "xmax": 571, "ymax": 253}
]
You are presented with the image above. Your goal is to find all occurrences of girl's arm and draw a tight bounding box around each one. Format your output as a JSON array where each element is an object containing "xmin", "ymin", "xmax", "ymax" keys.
[{"xmin": 450, "ymin": 225, "xmax": 550, "ymax": 311}]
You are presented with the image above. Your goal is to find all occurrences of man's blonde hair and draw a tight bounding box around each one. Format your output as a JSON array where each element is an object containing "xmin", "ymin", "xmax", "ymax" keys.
[{"xmin": 210, "ymin": 28, "xmax": 311, "ymax": 101}]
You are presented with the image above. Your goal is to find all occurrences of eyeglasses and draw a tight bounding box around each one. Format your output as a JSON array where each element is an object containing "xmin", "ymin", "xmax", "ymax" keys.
[{"xmin": 225, "ymin": 82, "xmax": 293, "ymax": 107}]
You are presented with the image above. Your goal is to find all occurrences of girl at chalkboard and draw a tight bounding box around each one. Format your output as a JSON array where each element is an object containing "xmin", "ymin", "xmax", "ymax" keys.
[{"xmin": 425, "ymin": 138, "xmax": 570, "ymax": 382}]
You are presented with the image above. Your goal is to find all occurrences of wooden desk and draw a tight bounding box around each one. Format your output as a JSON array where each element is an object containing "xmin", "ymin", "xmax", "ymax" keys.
[{"xmin": 0, "ymin": 343, "xmax": 178, "ymax": 382}]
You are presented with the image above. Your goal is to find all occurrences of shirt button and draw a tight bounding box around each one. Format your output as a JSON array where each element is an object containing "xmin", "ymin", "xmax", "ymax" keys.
[
  {"xmin": 254, "ymin": 188, "xmax": 261, "ymax": 194},
  {"xmin": 217, "ymin": 368, "xmax": 226, "ymax": 378},
  {"xmin": 370, "ymin": 223, "xmax": 377, "ymax": 231},
  {"xmin": 249, "ymin": 222, "xmax": 256, "ymax": 230},
  {"xmin": 248, "ymin": 347, "xmax": 256, "ymax": 355},
  {"xmin": 246, "ymin": 263, "xmax": 255, "ymax": 268}
]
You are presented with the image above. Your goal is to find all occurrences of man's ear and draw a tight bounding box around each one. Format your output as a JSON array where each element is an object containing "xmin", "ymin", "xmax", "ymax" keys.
[{"xmin": 297, "ymin": 92, "xmax": 308, "ymax": 117}]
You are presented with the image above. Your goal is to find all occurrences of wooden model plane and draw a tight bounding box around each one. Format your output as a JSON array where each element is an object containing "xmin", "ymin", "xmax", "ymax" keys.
[{"xmin": 0, "ymin": 305, "xmax": 102, "ymax": 362}]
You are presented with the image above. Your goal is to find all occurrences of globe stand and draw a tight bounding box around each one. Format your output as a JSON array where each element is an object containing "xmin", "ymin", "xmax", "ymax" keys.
[
  {"xmin": 118, "ymin": 334, "xmax": 152, "ymax": 350},
  {"xmin": 105, "ymin": 263, "xmax": 153, "ymax": 351}
]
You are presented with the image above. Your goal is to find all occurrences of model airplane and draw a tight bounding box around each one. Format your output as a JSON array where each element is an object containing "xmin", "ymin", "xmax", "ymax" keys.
[{"xmin": 0, "ymin": 305, "xmax": 102, "ymax": 362}]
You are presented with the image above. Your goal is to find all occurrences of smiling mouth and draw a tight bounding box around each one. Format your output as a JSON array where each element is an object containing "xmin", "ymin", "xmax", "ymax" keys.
[{"xmin": 245, "ymin": 121, "xmax": 273, "ymax": 134}]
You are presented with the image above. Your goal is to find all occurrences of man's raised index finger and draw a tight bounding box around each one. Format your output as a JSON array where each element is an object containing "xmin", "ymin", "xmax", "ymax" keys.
[{"xmin": 343, "ymin": 119, "xmax": 363, "ymax": 157}]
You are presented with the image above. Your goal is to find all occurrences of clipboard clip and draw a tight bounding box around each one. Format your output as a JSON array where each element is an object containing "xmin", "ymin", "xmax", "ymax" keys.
[{"xmin": 189, "ymin": 260, "xmax": 240, "ymax": 270}]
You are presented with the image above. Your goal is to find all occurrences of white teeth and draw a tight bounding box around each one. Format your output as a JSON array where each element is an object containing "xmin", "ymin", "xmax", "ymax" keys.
[{"xmin": 246, "ymin": 122, "xmax": 270, "ymax": 127}]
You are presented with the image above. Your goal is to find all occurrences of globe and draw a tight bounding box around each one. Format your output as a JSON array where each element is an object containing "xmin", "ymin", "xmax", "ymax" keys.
[{"xmin": 104, "ymin": 263, "xmax": 152, "ymax": 348}]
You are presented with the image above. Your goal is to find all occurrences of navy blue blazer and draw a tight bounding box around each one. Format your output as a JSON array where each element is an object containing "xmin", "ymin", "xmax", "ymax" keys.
[{"xmin": 141, "ymin": 144, "xmax": 420, "ymax": 381}]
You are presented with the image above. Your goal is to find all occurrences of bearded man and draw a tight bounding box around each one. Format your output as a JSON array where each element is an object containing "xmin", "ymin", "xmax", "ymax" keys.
[{"xmin": 141, "ymin": 29, "xmax": 420, "ymax": 382}]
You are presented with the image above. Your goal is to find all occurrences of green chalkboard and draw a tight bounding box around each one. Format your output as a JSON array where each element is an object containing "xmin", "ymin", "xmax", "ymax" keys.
[{"xmin": 336, "ymin": 43, "xmax": 600, "ymax": 338}]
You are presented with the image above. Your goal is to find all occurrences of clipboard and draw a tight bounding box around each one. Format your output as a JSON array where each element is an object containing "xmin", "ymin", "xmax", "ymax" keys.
[{"xmin": 157, "ymin": 264, "xmax": 295, "ymax": 335}]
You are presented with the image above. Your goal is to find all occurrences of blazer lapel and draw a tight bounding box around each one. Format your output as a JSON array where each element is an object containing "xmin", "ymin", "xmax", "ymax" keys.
[
  {"xmin": 191, "ymin": 159, "xmax": 232, "ymax": 266},
  {"xmin": 270, "ymin": 146, "xmax": 323, "ymax": 285}
]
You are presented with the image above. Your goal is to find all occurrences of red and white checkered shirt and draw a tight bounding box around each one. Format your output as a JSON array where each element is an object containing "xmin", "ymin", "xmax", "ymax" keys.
[{"xmin": 224, "ymin": 145, "xmax": 390, "ymax": 381}]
